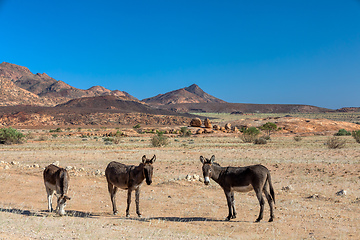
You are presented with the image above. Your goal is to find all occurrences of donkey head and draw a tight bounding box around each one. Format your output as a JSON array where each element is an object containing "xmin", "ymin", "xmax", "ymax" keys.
[
  {"xmin": 57, "ymin": 195, "xmax": 71, "ymax": 216},
  {"xmin": 200, "ymin": 155, "xmax": 215, "ymax": 185},
  {"xmin": 142, "ymin": 155, "xmax": 156, "ymax": 185}
]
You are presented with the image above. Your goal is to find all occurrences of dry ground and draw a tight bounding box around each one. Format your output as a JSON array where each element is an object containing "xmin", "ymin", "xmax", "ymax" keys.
[{"xmin": 0, "ymin": 133, "xmax": 360, "ymax": 239}]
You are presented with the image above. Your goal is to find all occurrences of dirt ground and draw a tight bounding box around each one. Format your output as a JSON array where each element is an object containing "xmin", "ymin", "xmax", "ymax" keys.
[{"xmin": 0, "ymin": 133, "xmax": 360, "ymax": 239}]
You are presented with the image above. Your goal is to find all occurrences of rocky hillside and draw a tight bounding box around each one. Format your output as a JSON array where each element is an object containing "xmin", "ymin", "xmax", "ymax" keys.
[
  {"xmin": 0, "ymin": 62, "xmax": 137, "ymax": 106},
  {"xmin": 143, "ymin": 84, "xmax": 226, "ymax": 105}
]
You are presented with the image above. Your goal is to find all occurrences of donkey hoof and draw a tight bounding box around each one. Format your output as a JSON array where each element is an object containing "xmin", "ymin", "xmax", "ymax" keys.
[
  {"xmin": 255, "ymin": 218, "xmax": 261, "ymax": 223},
  {"xmin": 138, "ymin": 214, "xmax": 142, "ymax": 218},
  {"xmin": 113, "ymin": 211, "xmax": 118, "ymax": 215},
  {"xmin": 231, "ymin": 215, "xmax": 236, "ymax": 219},
  {"xmin": 126, "ymin": 214, "xmax": 130, "ymax": 218},
  {"xmin": 225, "ymin": 216, "xmax": 231, "ymax": 221},
  {"xmin": 268, "ymin": 218, "xmax": 274, "ymax": 222}
]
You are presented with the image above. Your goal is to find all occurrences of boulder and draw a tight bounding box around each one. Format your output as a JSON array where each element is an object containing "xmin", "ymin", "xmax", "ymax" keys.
[
  {"xmin": 190, "ymin": 118, "xmax": 202, "ymax": 127},
  {"xmin": 196, "ymin": 128, "xmax": 204, "ymax": 134},
  {"xmin": 225, "ymin": 123, "xmax": 232, "ymax": 130},
  {"xmin": 213, "ymin": 125, "xmax": 220, "ymax": 130},
  {"xmin": 204, "ymin": 118, "xmax": 212, "ymax": 128}
]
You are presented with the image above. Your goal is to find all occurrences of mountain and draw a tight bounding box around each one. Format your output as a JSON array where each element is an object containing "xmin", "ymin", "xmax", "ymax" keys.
[
  {"xmin": 0, "ymin": 62, "xmax": 137, "ymax": 105},
  {"xmin": 142, "ymin": 84, "xmax": 226, "ymax": 105}
]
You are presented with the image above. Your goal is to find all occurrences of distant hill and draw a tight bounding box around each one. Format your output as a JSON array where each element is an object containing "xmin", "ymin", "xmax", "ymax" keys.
[
  {"xmin": 155, "ymin": 102, "xmax": 332, "ymax": 113},
  {"xmin": 0, "ymin": 62, "xmax": 137, "ymax": 106},
  {"xmin": 143, "ymin": 84, "xmax": 226, "ymax": 105}
]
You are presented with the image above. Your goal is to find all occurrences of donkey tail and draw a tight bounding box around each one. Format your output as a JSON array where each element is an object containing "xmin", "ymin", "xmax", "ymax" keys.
[{"xmin": 267, "ymin": 172, "xmax": 275, "ymax": 204}]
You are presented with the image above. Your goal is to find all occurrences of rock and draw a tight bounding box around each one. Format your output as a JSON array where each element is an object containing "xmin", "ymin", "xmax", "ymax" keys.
[
  {"xmin": 185, "ymin": 174, "xmax": 192, "ymax": 181},
  {"xmin": 204, "ymin": 118, "xmax": 212, "ymax": 128},
  {"xmin": 10, "ymin": 161, "xmax": 18, "ymax": 165},
  {"xmin": 190, "ymin": 118, "xmax": 202, "ymax": 127},
  {"xmin": 196, "ymin": 129, "xmax": 204, "ymax": 134},
  {"xmin": 4, "ymin": 165, "xmax": 10, "ymax": 170},
  {"xmin": 225, "ymin": 123, "xmax": 232, "ymax": 130},
  {"xmin": 232, "ymin": 126, "xmax": 239, "ymax": 132},
  {"xmin": 65, "ymin": 166, "xmax": 73, "ymax": 171},
  {"xmin": 204, "ymin": 128, "xmax": 213, "ymax": 134},
  {"xmin": 79, "ymin": 167, "xmax": 85, "ymax": 172},
  {"xmin": 193, "ymin": 174, "xmax": 200, "ymax": 181},
  {"xmin": 52, "ymin": 161, "xmax": 60, "ymax": 166},
  {"xmin": 95, "ymin": 169, "xmax": 102, "ymax": 175},
  {"xmin": 281, "ymin": 185, "xmax": 294, "ymax": 192},
  {"xmin": 213, "ymin": 125, "xmax": 220, "ymax": 130},
  {"xmin": 33, "ymin": 164, "xmax": 40, "ymax": 168},
  {"xmin": 336, "ymin": 190, "xmax": 347, "ymax": 196}
]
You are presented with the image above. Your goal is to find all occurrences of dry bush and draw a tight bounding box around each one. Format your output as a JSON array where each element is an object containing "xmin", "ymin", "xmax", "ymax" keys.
[{"xmin": 326, "ymin": 136, "xmax": 346, "ymax": 149}]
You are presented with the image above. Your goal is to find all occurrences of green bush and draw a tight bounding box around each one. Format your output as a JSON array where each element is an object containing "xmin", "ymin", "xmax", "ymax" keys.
[
  {"xmin": 49, "ymin": 127, "xmax": 62, "ymax": 133},
  {"xmin": 240, "ymin": 127, "xmax": 260, "ymax": 143},
  {"xmin": 133, "ymin": 124, "xmax": 141, "ymax": 129},
  {"xmin": 352, "ymin": 130, "xmax": 360, "ymax": 143},
  {"xmin": 179, "ymin": 127, "xmax": 191, "ymax": 137},
  {"xmin": 259, "ymin": 122, "xmax": 278, "ymax": 136},
  {"xmin": 334, "ymin": 129, "xmax": 351, "ymax": 136},
  {"xmin": 151, "ymin": 132, "xmax": 168, "ymax": 147},
  {"xmin": 0, "ymin": 127, "xmax": 25, "ymax": 144}
]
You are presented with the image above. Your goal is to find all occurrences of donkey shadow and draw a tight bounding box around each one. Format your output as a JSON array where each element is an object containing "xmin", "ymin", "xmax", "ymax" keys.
[
  {"xmin": 0, "ymin": 207, "xmax": 99, "ymax": 219},
  {"xmin": 127, "ymin": 216, "xmax": 247, "ymax": 223}
]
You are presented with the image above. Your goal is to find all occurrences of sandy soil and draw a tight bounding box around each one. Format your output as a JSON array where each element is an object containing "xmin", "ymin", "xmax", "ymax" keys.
[{"xmin": 0, "ymin": 134, "xmax": 359, "ymax": 239}]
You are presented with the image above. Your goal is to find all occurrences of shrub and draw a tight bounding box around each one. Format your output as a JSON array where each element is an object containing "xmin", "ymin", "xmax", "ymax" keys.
[
  {"xmin": 179, "ymin": 127, "xmax": 191, "ymax": 137},
  {"xmin": 352, "ymin": 130, "xmax": 360, "ymax": 143},
  {"xmin": 254, "ymin": 137, "xmax": 267, "ymax": 144},
  {"xmin": 0, "ymin": 127, "xmax": 25, "ymax": 144},
  {"xmin": 133, "ymin": 124, "xmax": 141, "ymax": 129},
  {"xmin": 49, "ymin": 127, "xmax": 62, "ymax": 133},
  {"xmin": 294, "ymin": 136, "xmax": 302, "ymax": 142},
  {"xmin": 240, "ymin": 127, "xmax": 260, "ymax": 143},
  {"xmin": 151, "ymin": 132, "xmax": 168, "ymax": 147},
  {"xmin": 334, "ymin": 129, "xmax": 351, "ymax": 136},
  {"xmin": 326, "ymin": 136, "xmax": 346, "ymax": 149}
]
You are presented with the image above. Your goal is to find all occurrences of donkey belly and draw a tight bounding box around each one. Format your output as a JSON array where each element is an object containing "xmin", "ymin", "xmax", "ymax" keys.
[
  {"xmin": 45, "ymin": 181, "xmax": 56, "ymax": 191},
  {"xmin": 231, "ymin": 185, "xmax": 253, "ymax": 192}
]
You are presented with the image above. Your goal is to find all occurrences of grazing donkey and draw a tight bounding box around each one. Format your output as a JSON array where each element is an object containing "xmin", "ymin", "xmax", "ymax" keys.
[
  {"xmin": 43, "ymin": 164, "xmax": 71, "ymax": 216},
  {"xmin": 200, "ymin": 155, "xmax": 275, "ymax": 222},
  {"xmin": 105, "ymin": 155, "xmax": 156, "ymax": 217}
]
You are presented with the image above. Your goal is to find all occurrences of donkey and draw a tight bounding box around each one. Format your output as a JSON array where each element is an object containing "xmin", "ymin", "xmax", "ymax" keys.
[
  {"xmin": 200, "ymin": 155, "xmax": 275, "ymax": 222},
  {"xmin": 105, "ymin": 155, "xmax": 156, "ymax": 217},
  {"xmin": 43, "ymin": 164, "xmax": 71, "ymax": 216}
]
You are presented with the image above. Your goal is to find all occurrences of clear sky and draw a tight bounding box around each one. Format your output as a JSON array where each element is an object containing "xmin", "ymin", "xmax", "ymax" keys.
[{"xmin": 1, "ymin": 0, "xmax": 359, "ymax": 109}]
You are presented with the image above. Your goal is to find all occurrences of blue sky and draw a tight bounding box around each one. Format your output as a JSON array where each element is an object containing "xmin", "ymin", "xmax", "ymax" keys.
[{"xmin": 1, "ymin": 0, "xmax": 359, "ymax": 109}]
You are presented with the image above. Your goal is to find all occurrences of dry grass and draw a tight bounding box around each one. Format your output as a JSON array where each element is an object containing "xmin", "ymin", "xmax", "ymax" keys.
[{"xmin": 0, "ymin": 132, "xmax": 360, "ymax": 239}]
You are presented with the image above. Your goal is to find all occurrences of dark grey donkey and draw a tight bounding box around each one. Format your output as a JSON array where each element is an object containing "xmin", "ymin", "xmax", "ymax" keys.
[
  {"xmin": 105, "ymin": 155, "xmax": 156, "ymax": 217},
  {"xmin": 200, "ymin": 155, "xmax": 275, "ymax": 222},
  {"xmin": 43, "ymin": 164, "xmax": 71, "ymax": 216}
]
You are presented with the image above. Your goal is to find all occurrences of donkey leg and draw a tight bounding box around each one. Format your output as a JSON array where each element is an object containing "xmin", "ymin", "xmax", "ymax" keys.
[
  {"xmin": 46, "ymin": 188, "xmax": 54, "ymax": 212},
  {"xmin": 224, "ymin": 190, "xmax": 233, "ymax": 221},
  {"xmin": 108, "ymin": 183, "xmax": 118, "ymax": 215},
  {"xmin": 135, "ymin": 188, "xmax": 142, "ymax": 217},
  {"xmin": 255, "ymin": 190, "xmax": 265, "ymax": 223},
  {"xmin": 230, "ymin": 192, "xmax": 236, "ymax": 219},
  {"xmin": 126, "ymin": 189, "xmax": 132, "ymax": 217},
  {"xmin": 263, "ymin": 187, "xmax": 274, "ymax": 222}
]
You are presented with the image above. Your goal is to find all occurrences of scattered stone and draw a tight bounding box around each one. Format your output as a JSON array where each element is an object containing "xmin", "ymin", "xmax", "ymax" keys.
[
  {"xmin": 79, "ymin": 167, "xmax": 85, "ymax": 172},
  {"xmin": 193, "ymin": 174, "xmax": 200, "ymax": 181},
  {"xmin": 65, "ymin": 166, "xmax": 73, "ymax": 171},
  {"xmin": 33, "ymin": 164, "xmax": 40, "ymax": 168},
  {"xmin": 225, "ymin": 123, "xmax": 231, "ymax": 130},
  {"xmin": 213, "ymin": 125, "xmax": 220, "ymax": 130},
  {"xmin": 281, "ymin": 185, "xmax": 294, "ymax": 192},
  {"xmin": 10, "ymin": 161, "xmax": 18, "ymax": 165},
  {"xmin": 4, "ymin": 165, "xmax": 10, "ymax": 170},
  {"xmin": 336, "ymin": 190, "xmax": 347, "ymax": 196},
  {"xmin": 52, "ymin": 161, "xmax": 60, "ymax": 166},
  {"xmin": 190, "ymin": 118, "xmax": 202, "ymax": 127},
  {"xmin": 185, "ymin": 174, "xmax": 192, "ymax": 181}
]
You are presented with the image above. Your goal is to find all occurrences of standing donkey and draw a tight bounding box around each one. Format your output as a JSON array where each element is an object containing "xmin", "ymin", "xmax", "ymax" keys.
[
  {"xmin": 200, "ymin": 155, "xmax": 275, "ymax": 222},
  {"xmin": 105, "ymin": 155, "xmax": 156, "ymax": 217},
  {"xmin": 43, "ymin": 164, "xmax": 71, "ymax": 216}
]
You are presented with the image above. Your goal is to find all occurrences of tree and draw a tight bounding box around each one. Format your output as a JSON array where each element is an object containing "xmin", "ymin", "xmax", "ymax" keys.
[{"xmin": 259, "ymin": 122, "xmax": 278, "ymax": 136}]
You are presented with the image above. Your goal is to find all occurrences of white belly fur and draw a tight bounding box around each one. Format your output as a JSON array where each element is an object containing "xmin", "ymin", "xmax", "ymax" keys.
[{"xmin": 231, "ymin": 185, "xmax": 253, "ymax": 192}]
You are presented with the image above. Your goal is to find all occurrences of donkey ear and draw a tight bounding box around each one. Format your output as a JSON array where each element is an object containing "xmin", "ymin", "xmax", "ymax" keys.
[
  {"xmin": 210, "ymin": 155, "xmax": 215, "ymax": 163},
  {"xmin": 142, "ymin": 155, "xmax": 147, "ymax": 163},
  {"xmin": 200, "ymin": 156, "xmax": 205, "ymax": 164},
  {"xmin": 150, "ymin": 155, "xmax": 156, "ymax": 163}
]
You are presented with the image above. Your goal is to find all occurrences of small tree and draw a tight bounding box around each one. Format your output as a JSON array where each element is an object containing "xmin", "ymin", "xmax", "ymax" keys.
[
  {"xmin": 259, "ymin": 122, "xmax": 278, "ymax": 136},
  {"xmin": 0, "ymin": 127, "xmax": 25, "ymax": 144},
  {"xmin": 240, "ymin": 127, "xmax": 260, "ymax": 143}
]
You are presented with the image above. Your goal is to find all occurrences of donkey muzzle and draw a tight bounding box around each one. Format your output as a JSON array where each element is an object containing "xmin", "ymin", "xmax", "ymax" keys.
[{"xmin": 204, "ymin": 177, "xmax": 210, "ymax": 185}]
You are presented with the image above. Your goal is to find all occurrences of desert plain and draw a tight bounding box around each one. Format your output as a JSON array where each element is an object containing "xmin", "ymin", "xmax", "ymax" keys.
[{"xmin": 0, "ymin": 122, "xmax": 360, "ymax": 239}]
